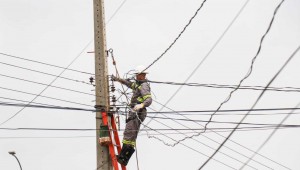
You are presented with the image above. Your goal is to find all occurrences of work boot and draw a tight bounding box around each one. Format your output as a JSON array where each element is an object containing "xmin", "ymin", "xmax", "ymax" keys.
[{"xmin": 117, "ymin": 144, "xmax": 135, "ymax": 166}]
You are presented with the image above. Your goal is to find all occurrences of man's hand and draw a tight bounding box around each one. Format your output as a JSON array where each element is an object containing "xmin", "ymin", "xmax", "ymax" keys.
[
  {"xmin": 111, "ymin": 75, "xmax": 119, "ymax": 82},
  {"xmin": 134, "ymin": 103, "xmax": 144, "ymax": 111}
]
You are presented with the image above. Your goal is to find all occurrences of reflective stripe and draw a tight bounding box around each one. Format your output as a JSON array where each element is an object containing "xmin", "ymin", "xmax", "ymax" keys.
[
  {"xmin": 123, "ymin": 140, "xmax": 135, "ymax": 146},
  {"xmin": 131, "ymin": 83, "xmax": 139, "ymax": 90},
  {"xmin": 137, "ymin": 97, "xmax": 143, "ymax": 103},
  {"xmin": 137, "ymin": 94, "xmax": 151, "ymax": 103},
  {"xmin": 142, "ymin": 94, "xmax": 151, "ymax": 100}
]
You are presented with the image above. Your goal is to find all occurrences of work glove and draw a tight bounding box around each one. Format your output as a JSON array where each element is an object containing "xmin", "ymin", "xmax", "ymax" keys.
[
  {"xmin": 133, "ymin": 103, "xmax": 144, "ymax": 111},
  {"xmin": 111, "ymin": 75, "xmax": 119, "ymax": 82}
]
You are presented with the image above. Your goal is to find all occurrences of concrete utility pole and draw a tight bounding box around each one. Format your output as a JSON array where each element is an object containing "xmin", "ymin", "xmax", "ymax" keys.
[{"xmin": 93, "ymin": 0, "xmax": 112, "ymax": 169}]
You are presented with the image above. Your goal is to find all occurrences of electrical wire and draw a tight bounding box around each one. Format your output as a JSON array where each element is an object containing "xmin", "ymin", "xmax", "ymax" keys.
[
  {"xmin": 137, "ymin": 109, "xmax": 267, "ymax": 170},
  {"xmin": 150, "ymin": 99, "xmax": 291, "ymax": 169},
  {"xmin": 0, "ymin": 61, "xmax": 91, "ymax": 85},
  {"xmin": 202, "ymin": 0, "xmax": 285, "ymax": 134},
  {"xmin": 1, "ymin": 125, "xmax": 300, "ymax": 132},
  {"xmin": 0, "ymin": 86, "xmax": 93, "ymax": 107},
  {"xmin": 148, "ymin": 80, "xmax": 300, "ymax": 93},
  {"xmin": 198, "ymin": 39, "xmax": 298, "ymax": 170},
  {"xmin": 0, "ymin": 96, "xmax": 91, "ymax": 109},
  {"xmin": 106, "ymin": 0, "xmax": 127, "ymax": 24},
  {"xmin": 111, "ymin": 65, "xmax": 240, "ymax": 169},
  {"xmin": 3, "ymin": 98, "xmax": 300, "ymax": 116},
  {"xmin": 143, "ymin": 0, "xmax": 208, "ymax": 71},
  {"xmin": 0, "ymin": 73, "xmax": 95, "ymax": 96},
  {"xmin": 239, "ymin": 101, "xmax": 300, "ymax": 170},
  {"xmin": 147, "ymin": 115, "xmax": 297, "ymax": 127},
  {"xmin": 144, "ymin": 0, "xmax": 250, "ymax": 127},
  {"xmin": 0, "ymin": 52, "xmax": 94, "ymax": 75},
  {"xmin": 147, "ymin": 101, "xmax": 276, "ymax": 169},
  {"xmin": 132, "ymin": 112, "xmax": 237, "ymax": 170},
  {"xmin": 0, "ymin": 102, "xmax": 96, "ymax": 112},
  {"xmin": 0, "ymin": 41, "xmax": 92, "ymax": 126}
]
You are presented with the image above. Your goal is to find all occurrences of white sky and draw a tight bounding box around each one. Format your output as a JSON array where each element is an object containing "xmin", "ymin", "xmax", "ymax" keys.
[{"xmin": 0, "ymin": 0, "xmax": 300, "ymax": 170}]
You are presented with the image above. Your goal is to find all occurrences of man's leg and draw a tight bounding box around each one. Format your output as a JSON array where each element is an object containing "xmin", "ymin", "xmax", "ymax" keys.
[{"xmin": 117, "ymin": 110, "xmax": 147, "ymax": 166}]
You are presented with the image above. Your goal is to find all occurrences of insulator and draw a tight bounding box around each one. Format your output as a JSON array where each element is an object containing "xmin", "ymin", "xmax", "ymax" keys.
[
  {"xmin": 112, "ymin": 95, "xmax": 116, "ymax": 103},
  {"xmin": 111, "ymin": 86, "xmax": 115, "ymax": 92},
  {"xmin": 89, "ymin": 77, "xmax": 94, "ymax": 84}
]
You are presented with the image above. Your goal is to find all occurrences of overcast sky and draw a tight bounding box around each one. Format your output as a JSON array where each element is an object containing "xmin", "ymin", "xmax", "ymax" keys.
[{"xmin": 0, "ymin": 0, "xmax": 300, "ymax": 170}]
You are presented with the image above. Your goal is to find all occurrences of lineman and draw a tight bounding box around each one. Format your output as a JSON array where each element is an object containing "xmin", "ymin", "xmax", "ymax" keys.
[{"xmin": 111, "ymin": 65, "xmax": 152, "ymax": 166}]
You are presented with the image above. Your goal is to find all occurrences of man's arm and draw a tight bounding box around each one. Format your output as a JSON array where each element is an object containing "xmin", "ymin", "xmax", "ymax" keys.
[{"xmin": 111, "ymin": 75, "xmax": 133, "ymax": 88}]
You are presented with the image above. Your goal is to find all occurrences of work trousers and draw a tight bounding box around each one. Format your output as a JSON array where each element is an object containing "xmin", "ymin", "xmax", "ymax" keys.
[{"xmin": 123, "ymin": 108, "xmax": 147, "ymax": 146}]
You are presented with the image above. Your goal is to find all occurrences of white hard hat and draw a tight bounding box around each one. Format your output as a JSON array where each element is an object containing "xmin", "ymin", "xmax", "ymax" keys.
[{"xmin": 133, "ymin": 65, "xmax": 148, "ymax": 74}]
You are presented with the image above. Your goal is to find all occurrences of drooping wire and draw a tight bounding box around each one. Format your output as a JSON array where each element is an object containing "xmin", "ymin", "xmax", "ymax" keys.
[
  {"xmin": 143, "ymin": 0, "xmax": 208, "ymax": 72},
  {"xmin": 131, "ymin": 110, "xmax": 237, "ymax": 170},
  {"xmin": 147, "ymin": 100, "xmax": 276, "ymax": 169},
  {"xmin": 201, "ymin": 0, "xmax": 287, "ymax": 136},
  {"xmin": 147, "ymin": 115, "xmax": 297, "ymax": 127},
  {"xmin": 198, "ymin": 42, "xmax": 298, "ymax": 170},
  {"xmin": 110, "ymin": 54, "xmax": 238, "ymax": 168},
  {"xmin": 133, "ymin": 109, "xmax": 268, "ymax": 170},
  {"xmin": 144, "ymin": 0, "xmax": 250, "ymax": 127}
]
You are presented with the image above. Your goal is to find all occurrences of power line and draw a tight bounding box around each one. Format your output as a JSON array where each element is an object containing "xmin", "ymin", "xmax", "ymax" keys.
[
  {"xmin": 0, "ymin": 87, "xmax": 93, "ymax": 107},
  {"xmin": 140, "ymin": 109, "xmax": 271, "ymax": 170},
  {"xmin": 0, "ymin": 41, "xmax": 92, "ymax": 126},
  {"xmin": 0, "ymin": 102, "xmax": 96, "ymax": 112},
  {"xmin": 198, "ymin": 38, "xmax": 298, "ymax": 170},
  {"xmin": 147, "ymin": 115, "xmax": 297, "ymax": 127},
  {"xmin": 143, "ymin": 0, "xmax": 208, "ymax": 71},
  {"xmin": 149, "ymin": 100, "xmax": 286, "ymax": 168},
  {"xmin": 202, "ymin": 0, "xmax": 286, "ymax": 134},
  {"xmin": 144, "ymin": 0, "xmax": 250, "ymax": 127},
  {"xmin": 0, "ymin": 52, "xmax": 94, "ymax": 75},
  {"xmin": 0, "ymin": 96, "xmax": 88, "ymax": 109},
  {"xmin": 239, "ymin": 101, "xmax": 300, "ymax": 170},
  {"xmin": 2, "ymin": 99, "xmax": 300, "ymax": 114},
  {"xmin": 106, "ymin": 0, "xmax": 128, "ymax": 24},
  {"xmin": 146, "ymin": 107, "xmax": 300, "ymax": 113},
  {"xmin": 0, "ymin": 73, "xmax": 95, "ymax": 96},
  {"xmin": 148, "ymin": 80, "xmax": 300, "ymax": 93},
  {"xmin": 0, "ymin": 61, "xmax": 91, "ymax": 85},
  {"xmin": 1, "ymin": 125, "xmax": 300, "ymax": 132}
]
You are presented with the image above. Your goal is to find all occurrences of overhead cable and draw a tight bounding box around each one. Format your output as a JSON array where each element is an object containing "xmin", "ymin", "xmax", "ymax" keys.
[
  {"xmin": 148, "ymin": 80, "xmax": 300, "ymax": 93},
  {"xmin": 0, "ymin": 61, "xmax": 91, "ymax": 85},
  {"xmin": 198, "ymin": 41, "xmax": 298, "ymax": 170},
  {"xmin": 201, "ymin": 0, "xmax": 286, "ymax": 134},
  {"xmin": 2, "ymin": 100, "xmax": 300, "ymax": 114},
  {"xmin": 0, "ymin": 41, "xmax": 92, "ymax": 126},
  {"xmin": 0, "ymin": 73, "xmax": 95, "ymax": 96},
  {"xmin": 149, "ymin": 100, "xmax": 284, "ymax": 168},
  {"xmin": 143, "ymin": 0, "xmax": 208, "ymax": 71},
  {"xmin": 144, "ymin": 0, "xmax": 250, "ymax": 127},
  {"xmin": 239, "ymin": 101, "xmax": 300, "ymax": 170},
  {"xmin": 0, "ymin": 52, "xmax": 93, "ymax": 75},
  {"xmin": 0, "ymin": 87, "xmax": 92, "ymax": 107}
]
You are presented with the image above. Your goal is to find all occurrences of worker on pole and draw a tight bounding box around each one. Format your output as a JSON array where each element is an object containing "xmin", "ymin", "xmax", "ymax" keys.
[{"xmin": 111, "ymin": 65, "xmax": 152, "ymax": 166}]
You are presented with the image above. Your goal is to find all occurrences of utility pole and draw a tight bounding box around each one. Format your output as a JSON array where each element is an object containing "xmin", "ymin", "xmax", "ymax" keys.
[{"xmin": 93, "ymin": 0, "xmax": 112, "ymax": 169}]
